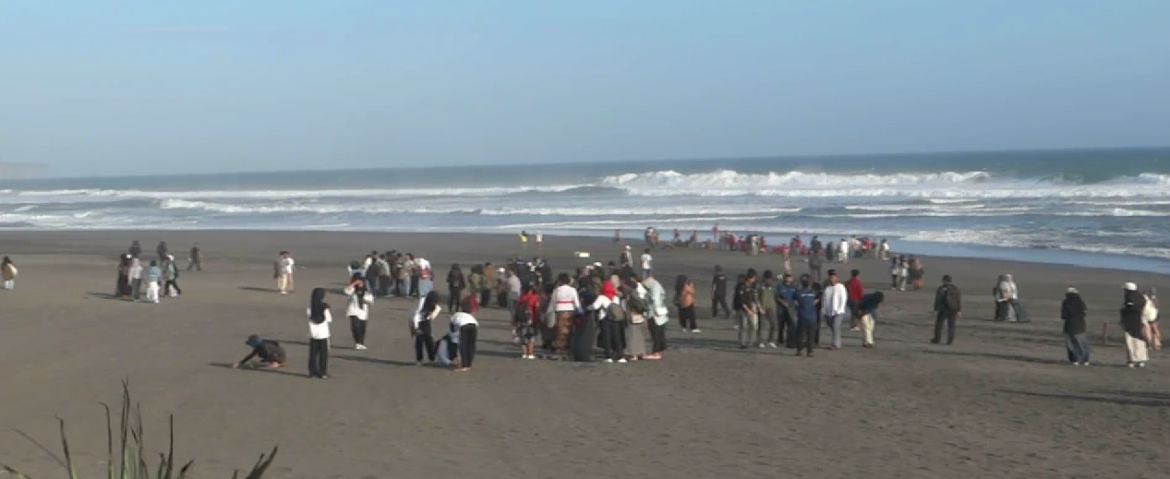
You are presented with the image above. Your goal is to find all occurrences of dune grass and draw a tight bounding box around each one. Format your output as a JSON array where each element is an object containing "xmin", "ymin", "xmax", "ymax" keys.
[{"xmin": 2, "ymin": 381, "xmax": 277, "ymax": 479}]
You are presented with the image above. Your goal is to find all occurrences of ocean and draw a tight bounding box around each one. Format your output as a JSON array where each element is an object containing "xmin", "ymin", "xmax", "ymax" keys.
[{"xmin": 3, "ymin": 148, "xmax": 1170, "ymax": 272}]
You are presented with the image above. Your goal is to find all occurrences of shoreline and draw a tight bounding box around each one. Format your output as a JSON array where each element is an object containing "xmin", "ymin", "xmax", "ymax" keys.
[{"xmin": 3, "ymin": 227, "xmax": 1169, "ymax": 275}]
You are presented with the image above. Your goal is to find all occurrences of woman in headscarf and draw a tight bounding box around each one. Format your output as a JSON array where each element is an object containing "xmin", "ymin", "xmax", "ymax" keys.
[
  {"xmin": 1120, "ymin": 282, "xmax": 1149, "ymax": 368},
  {"xmin": 1143, "ymin": 286, "xmax": 1161, "ymax": 350},
  {"xmin": 1060, "ymin": 287, "xmax": 1090, "ymax": 365},
  {"xmin": 306, "ymin": 288, "xmax": 332, "ymax": 378},
  {"xmin": 1, "ymin": 256, "xmax": 16, "ymax": 290},
  {"xmin": 446, "ymin": 263, "xmax": 466, "ymax": 313},
  {"xmin": 116, "ymin": 254, "xmax": 133, "ymax": 298},
  {"xmin": 623, "ymin": 278, "xmax": 650, "ymax": 360},
  {"xmin": 994, "ymin": 274, "xmax": 1014, "ymax": 322},
  {"xmin": 589, "ymin": 281, "xmax": 626, "ymax": 363},
  {"xmin": 1006, "ymin": 274, "xmax": 1029, "ymax": 323}
]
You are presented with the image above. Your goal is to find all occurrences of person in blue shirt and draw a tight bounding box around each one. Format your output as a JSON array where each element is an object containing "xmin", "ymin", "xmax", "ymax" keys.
[
  {"xmin": 856, "ymin": 292, "xmax": 885, "ymax": 348},
  {"xmin": 776, "ymin": 273, "xmax": 799, "ymax": 349},
  {"xmin": 794, "ymin": 274, "xmax": 820, "ymax": 357},
  {"xmin": 145, "ymin": 260, "xmax": 163, "ymax": 303}
]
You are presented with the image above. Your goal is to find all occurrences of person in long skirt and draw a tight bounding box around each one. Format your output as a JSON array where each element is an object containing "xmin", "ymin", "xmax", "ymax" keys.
[
  {"xmin": 450, "ymin": 311, "xmax": 479, "ymax": 371},
  {"xmin": 306, "ymin": 288, "xmax": 332, "ymax": 378},
  {"xmin": 624, "ymin": 279, "xmax": 650, "ymax": 360},
  {"xmin": 1121, "ymin": 282, "xmax": 1149, "ymax": 368}
]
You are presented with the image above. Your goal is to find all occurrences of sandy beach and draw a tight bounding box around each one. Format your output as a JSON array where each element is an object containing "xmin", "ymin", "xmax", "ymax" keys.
[{"xmin": 0, "ymin": 231, "xmax": 1167, "ymax": 479}]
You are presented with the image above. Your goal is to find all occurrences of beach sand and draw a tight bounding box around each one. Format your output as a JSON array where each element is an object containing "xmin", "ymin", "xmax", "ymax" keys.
[{"xmin": 0, "ymin": 231, "xmax": 1167, "ymax": 479}]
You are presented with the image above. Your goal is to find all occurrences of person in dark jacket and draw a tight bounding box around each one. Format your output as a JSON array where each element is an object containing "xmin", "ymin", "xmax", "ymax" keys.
[
  {"xmin": 856, "ymin": 291, "xmax": 884, "ymax": 348},
  {"xmin": 232, "ymin": 335, "xmax": 287, "ymax": 369},
  {"xmin": 1060, "ymin": 288, "xmax": 1090, "ymax": 365},
  {"xmin": 1120, "ymin": 282, "xmax": 1149, "ymax": 368},
  {"xmin": 447, "ymin": 264, "xmax": 466, "ymax": 313},
  {"xmin": 711, "ymin": 265, "xmax": 730, "ymax": 320},
  {"xmin": 932, "ymin": 275, "xmax": 961, "ymax": 345}
]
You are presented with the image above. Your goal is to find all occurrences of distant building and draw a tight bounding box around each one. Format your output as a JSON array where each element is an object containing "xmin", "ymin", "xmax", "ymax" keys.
[{"xmin": 0, "ymin": 160, "xmax": 46, "ymax": 179}]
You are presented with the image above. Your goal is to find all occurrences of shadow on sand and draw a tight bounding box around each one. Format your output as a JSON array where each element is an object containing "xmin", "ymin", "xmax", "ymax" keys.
[
  {"xmin": 1001, "ymin": 389, "xmax": 1170, "ymax": 408},
  {"xmin": 208, "ymin": 362, "xmax": 305, "ymax": 377}
]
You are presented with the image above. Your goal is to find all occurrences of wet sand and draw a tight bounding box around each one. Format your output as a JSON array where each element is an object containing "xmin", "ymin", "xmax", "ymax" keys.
[{"xmin": 0, "ymin": 231, "xmax": 1167, "ymax": 479}]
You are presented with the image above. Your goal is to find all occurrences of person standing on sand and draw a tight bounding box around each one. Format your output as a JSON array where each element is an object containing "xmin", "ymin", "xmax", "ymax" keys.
[
  {"xmin": 519, "ymin": 231, "xmax": 529, "ymax": 250},
  {"xmin": 590, "ymin": 281, "xmax": 627, "ymax": 363},
  {"xmin": 275, "ymin": 251, "xmax": 295, "ymax": 295},
  {"xmin": 856, "ymin": 292, "xmax": 884, "ymax": 348},
  {"xmin": 735, "ymin": 269, "xmax": 760, "ymax": 349},
  {"xmin": 808, "ymin": 251, "xmax": 824, "ymax": 284},
  {"xmin": 846, "ymin": 269, "xmax": 864, "ymax": 329},
  {"xmin": 758, "ymin": 270, "xmax": 779, "ymax": 348},
  {"xmin": 187, "ymin": 243, "xmax": 202, "ymax": 271},
  {"xmin": 345, "ymin": 276, "xmax": 374, "ymax": 350},
  {"xmin": 515, "ymin": 285, "xmax": 542, "ymax": 359},
  {"xmin": 376, "ymin": 254, "xmax": 392, "ymax": 297},
  {"xmin": 128, "ymin": 257, "xmax": 143, "ymax": 300},
  {"xmin": 162, "ymin": 255, "xmax": 181, "ymax": 297},
  {"xmin": 1060, "ymin": 288, "xmax": 1090, "ymax": 365},
  {"xmin": 640, "ymin": 248, "xmax": 653, "ymax": 278},
  {"xmin": 932, "ymin": 275, "xmax": 962, "ymax": 345},
  {"xmin": 677, "ymin": 275, "xmax": 698, "ymax": 333},
  {"xmin": 417, "ymin": 257, "xmax": 434, "ymax": 298},
  {"xmin": 449, "ymin": 311, "xmax": 480, "ymax": 371},
  {"xmin": 643, "ymin": 273, "xmax": 670, "ymax": 359},
  {"xmin": 128, "ymin": 240, "xmax": 142, "ymax": 258},
  {"xmin": 547, "ymin": 273, "xmax": 582, "ymax": 359},
  {"xmin": 838, "ymin": 239, "xmax": 850, "ymax": 264},
  {"xmin": 116, "ymin": 254, "xmax": 132, "ymax": 298},
  {"xmin": 536, "ymin": 231, "xmax": 543, "ymax": 252},
  {"xmin": 1, "ymin": 256, "xmax": 16, "ymax": 290},
  {"xmin": 306, "ymin": 288, "xmax": 332, "ymax": 379},
  {"xmin": 711, "ymin": 265, "xmax": 731, "ymax": 321},
  {"xmin": 446, "ymin": 263, "xmax": 466, "ymax": 313},
  {"xmin": 412, "ymin": 291, "xmax": 442, "ymax": 364},
  {"xmin": 145, "ymin": 260, "xmax": 162, "ymax": 303},
  {"xmin": 233, "ymin": 335, "xmax": 287, "ymax": 369},
  {"xmin": 404, "ymin": 253, "xmax": 419, "ymax": 297},
  {"xmin": 481, "ymin": 262, "xmax": 495, "ymax": 307},
  {"xmin": 624, "ymin": 278, "xmax": 650, "ymax": 360},
  {"xmin": 1142, "ymin": 287, "xmax": 1160, "ymax": 350},
  {"xmin": 776, "ymin": 273, "xmax": 798, "ymax": 348},
  {"xmin": 794, "ymin": 274, "xmax": 819, "ymax": 357},
  {"xmin": 879, "ymin": 239, "xmax": 890, "ymax": 260},
  {"xmin": 156, "ymin": 241, "xmax": 169, "ymax": 263},
  {"xmin": 821, "ymin": 270, "xmax": 849, "ymax": 349},
  {"xmin": 620, "ymin": 245, "xmax": 633, "ymax": 269},
  {"xmin": 1121, "ymin": 282, "xmax": 1150, "ymax": 368},
  {"xmin": 467, "ymin": 265, "xmax": 484, "ymax": 310}
]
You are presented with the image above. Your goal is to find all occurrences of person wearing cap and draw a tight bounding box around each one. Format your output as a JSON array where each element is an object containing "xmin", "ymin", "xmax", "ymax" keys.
[
  {"xmin": 1120, "ymin": 282, "xmax": 1150, "ymax": 368},
  {"xmin": 233, "ymin": 335, "xmax": 287, "ymax": 369},
  {"xmin": 1060, "ymin": 287, "xmax": 1090, "ymax": 365},
  {"xmin": 932, "ymin": 275, "xmax": 962, "ymax": 345}
]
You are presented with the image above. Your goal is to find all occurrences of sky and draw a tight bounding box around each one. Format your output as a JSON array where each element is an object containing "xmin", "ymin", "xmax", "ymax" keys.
[{"xmin": 1, "ymin": 0, "xmax": 1169, "ymax": 177}]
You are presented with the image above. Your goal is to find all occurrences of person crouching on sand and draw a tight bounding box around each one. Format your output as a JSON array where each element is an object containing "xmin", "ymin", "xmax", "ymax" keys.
[
  {"xmin": 233, "ymin": 335, "xmax": 287, "ymax": 369},
  {"xmin": 306, "ymin": 288, "xmax": 332, "ymax": 379},
  {"xmin": 412, "ymin": 291, "xmax": 441, "ymax": 364},
  {"xmin": 449, "ymin": 311, "xmax": 479, "ymax": 371},
  {"xmin": 345, "ymin": 276, "xmax": 374, "ymax": 350}
]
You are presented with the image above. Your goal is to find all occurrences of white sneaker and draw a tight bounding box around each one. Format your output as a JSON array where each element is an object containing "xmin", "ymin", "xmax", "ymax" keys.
[
  {"xmin": 618, "ymin": 358, "xmax": 628, "ymax": 363},
  {"xmin": 605, "ymin": 359, "xmax": 614, "ymax": 363},
  {"xmin": 355, "ymin": 344, "xmax": 367, "ymax": 350},
  {"xmin": 1083, "ymin": 362, "xmax": 1090, "ymax": 366},
  {"xmin": 769, "ymin": 343, "xmax": 778, "ymax": 349},
  {"xmin": 758, "ymin": 343, "xmax": 766, "ymax": 348},
  {"xmin": 691, "ymin": 329, "xmax": 701, "ymax": 333},
  {"xmin": 1138, "ymin": 362, "xmax": 1147, "ymax": 368},
  {"xmin": 1128, "ymin": 363, "xmax": 1136, "ymax": 368}
]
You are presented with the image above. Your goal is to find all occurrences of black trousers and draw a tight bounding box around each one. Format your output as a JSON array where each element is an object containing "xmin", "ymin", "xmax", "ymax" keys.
[
  {"xmin": 410, "ymin": 275, "xmax": 420, "ymax": 297},
  {"xmin": 480, "ymin": 289, "xmax": 491, "ymax": 309},
  {"xmin": 448, "ymin": 288, "xmax": 464, "ymax": 312},
  {"xmin": 711, "ymin": 296, "xmax": 730, "ymax": 318},
  {"xmin": 187, "ymin": 259, "xmax": 201, "ymax": 271},
  {"xmin": 415, "ymin": 320, "xmax": 435, "ymax": 362},
  {"xmin": 648, "ymin": 320, "xmax": 667, "ymax": 353},
  {"xmin": 378, "ymin": 276, "xmax": 392, "ymax": 296},
  {"xmin": 349, "ymin": 316, "xmax": 367, "ymax": 345},
  {"xmin": 165, "ymin": 279, "xmax": 182, "ymax": 296},
  {"xmin": 458, "ymin": 324, "xmax": 478, "ymax": 367},
  {"xmin": 933, "ymin": 311, "xmax": 957, "ymax": 345},
  {"xmin": 679, "ymin": 305, "xmax": 697, "ymax": 331},
  {"xmin": 778, "ymin": 306, "xmax": 794, "ymax": 347},
  {"xmin": 601, "ymin": 319, "xmax": 626, "ymax": 360},
  {"xmin": 795, "ymin": 320, "xmax": 817, "ymax": 354},
  {"xmin": 308, "ymin": 338, "xmax": 329, "ymax": 377}
]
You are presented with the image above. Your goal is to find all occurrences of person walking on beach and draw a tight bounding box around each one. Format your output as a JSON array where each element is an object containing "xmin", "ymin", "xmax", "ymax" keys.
[
  {"xmin": 794, "ymin": 274, "xmax": 819, "ymax": 357},
  {"xmin": 625, "ymin": 278, "xmax": 650, "ymax": 360},
  {"xmin": 145, "ymin": 260, "xmax": 162, "ymax": 303},
  {"xmin": 1121, "ymin": 282, "xmax": 1150, "ymax": 368},
  {"xmin": 932, "ymin": 275, "xmax": 962, "ymax": 345},
  {"xmin": 758, "ymin": 270, "xmax": 779, "ymax": 348},
  {"xmin": 481, "ymin": 262, "xmax": 495, "ymax": 307},
  {"xmin": 156, "ymin": 241, "xmax": 169, "ymax": 263},
  {"xmin": 1, "ymin": 256, "xmax": 17, "ymax": 290},
  {"xmin": 547, "ymin": 273, "xmax": 583, "ymax": 359},
  {"xmin": 846, "ymin": 269, "xmax": 864, "ymax": 329},
  {"xmin": 376, "ymin": 254, "xmax": 392, "ymax": 297},
  {"xmin": 412, "ymin": 291, "xmax": 442, "ymax": 364},
  {"xmin": 640, "ymin": 248, "xmax": 653, "ymax": 278},
  {"xmin": 306, "ymin": 288, "xmax": 332, "ymax": 378},
  {"xmin": 677, "ymin": 275, "xmax": 698, "ymax": 333},
  {"xmin": 821, "ymin": 270, "xmax": 849, "ymax": 349},
  {"xmin": 417, "ymin": 257, "xmax": 434, "ymax": 298},
  {"xmin": 777, "ymin": 273, "xmax": 798, "ymax": 348},
  {"xmin": 643, "ymin": 273, "xmax": 670, "ymax": 359},
  {"xmin": 345, "ymin": 276, "xmax": 374, "ymax": 350},
  {"xmin": 162, "ymin": 255, "xmax": 181, "ymax": 297},
  {"xmin": 275, "ymin": 251, "xmax": 295, "ymax": 295},
  {"xmin": 187, "ymin": 243, "xmax": 202, "ymax": 271},
  {"xmin": 856, "ymin": 292, "xmax": 884, "ymax": 348},
  {"xmin": 1061, "ymin": 288, "xmax": 1090, "ymax": 365},
  {"xmin": 808, "ymin": 251, "xmax": 824, "ymax": 284},
  {"xmin": 515, "ymin": 285, "xmax": 542, "ymax": 359},
  {"xmin": 449, "ymin": 311, "xmax": 480, "ymax": 371},
  {"xmin": 128, "ymin": 240, "xmax": 142, "ymax": 259},
  {"xmin": 232, "ymin": 335, "xmax": 287, "ymax": 369},
  {"xmin": 116, "ymin": 254, "xmax": 133, "ymax": 298},
  {"xmin": 711, "ymin": 265, "xmax": 731, "ymax": 320},
  {"xmin": 128, "ymin": 256, "xmax": 143, "ymax": 300},
  {"xmin": 446, "ymin": 263, "xmax": 466, "ymax": 313},
  {"xmin": 735, "ymin": 269, "xmax": 760, "ymax": 349},
  {"xmin": 1143, "ymin": 287, "xmax": 1161, "ymax": 350}
]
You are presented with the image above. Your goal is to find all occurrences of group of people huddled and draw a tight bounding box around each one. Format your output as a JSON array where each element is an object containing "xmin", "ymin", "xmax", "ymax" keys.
[{"xmin": 113, "ymin": 240, "xmax": 194, "ymax": 302}]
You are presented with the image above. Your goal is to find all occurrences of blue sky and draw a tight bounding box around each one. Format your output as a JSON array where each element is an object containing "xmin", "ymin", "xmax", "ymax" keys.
[{"xmin": 2, "ymin": 0, "xmax": 1168, "ymax": 176}]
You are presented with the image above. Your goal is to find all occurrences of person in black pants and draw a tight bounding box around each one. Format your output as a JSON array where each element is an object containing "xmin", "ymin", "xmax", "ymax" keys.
[
  {"xmin": 306, "ymin": 288, "xmax": 332, "ymax": 378},
  {"xmin": 932, "ymin": 275, "xmax": 962, "ymax": 345},
  {"xmin": 412, "ymin": 291, "xmax": 440, "ymax": 363},
  {"xmin": 711, "ymin": 266, "xmax": 730, "ymax": 319},
  {"xmin": 451, "ymin": 312, "xmax": 479, "ymax": 371},
  {"xmin": 794, "ymin": 275, "xmax": 819, "ymax": 357},
  {"xmin": 447, "ymin": 263, "xmax": 466, "ymax": 313}
]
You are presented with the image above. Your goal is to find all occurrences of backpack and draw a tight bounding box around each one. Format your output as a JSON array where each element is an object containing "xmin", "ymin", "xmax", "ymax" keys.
[
  {"xmin": 944, "ymin": 285, "xmax": 961, "ymax": 312},
  {"xmin": 606, "ymin": 301, "xmax": 627, "ymax": 322},
  {"xmin": 626, "ymin": 294, "xmax": 647, "ymax": 314}
]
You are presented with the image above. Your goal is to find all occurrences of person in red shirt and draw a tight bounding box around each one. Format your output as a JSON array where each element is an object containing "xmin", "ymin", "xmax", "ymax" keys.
[
  {"xmin": 845, "ymin": 269, "xmax": 865, "ymax": 329},
  {"xmin": 514, "ymin": 285, "xmax": 542, "ymax": 359}
]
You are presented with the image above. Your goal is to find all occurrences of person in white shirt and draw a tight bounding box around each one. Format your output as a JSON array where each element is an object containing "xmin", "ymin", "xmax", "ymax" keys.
[
  {"xmin": 642, "ymin": 274, "xmax": 670, "ymax": 359},
  {"xmin": 345, "ymin": 278, "xmax": 375, "ymax": 350},
  {"xmin": 536, "ymin": 231, "xmax": 544, "ymax": 251},
  {"xmin": 275, "ymin": 251, "xmax": 295, "ymax": 295},
  {"xmin": 416, "ymin": 257, "xmax": 434, "ymax": 297},
  {"xmin": 306, "ymin": 288, "xmax": 332, "ymax": 378},
  {"xmin": 589, "ymin": 281, "xmax": 627, "ymax": 363},
  {"xmin": 412, "ymin": 291, "xmax": 441, "ymax": 364},
  {"xmin": 449, "ymin": 312, "xmax": 479, "ymax": 371},
  {"xmin": 821, "ymin": 270, "xmax": 849, "ymax": 349},
  {"xmin": 838, "ymin": 240, "xmax": 850, "ymax": 264},
  {"xmin": 128, "ymin": 257, "xmax": 144, "ymax": 300},
  {"xmin": 640, "ymin": 248, "xmax": 653, "ymax": 278},
  {"xmin": 545, "ymin": 273, "xmax": 582, "ymax": 357}
]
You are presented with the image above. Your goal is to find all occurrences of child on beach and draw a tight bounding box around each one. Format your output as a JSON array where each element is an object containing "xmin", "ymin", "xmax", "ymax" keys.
[
  {"xmin": 145, "ymin": 260, "xmax": 162, "ymax": 303},
  {"xmin": 307, "ymin": 288, "xmax": 332, "ymax": 378},
  {"xmin": 514, "ymin": 285, "xmax": 541, "ymax": 359},
  {"xmin": 232, "ymin": 335, "xmax": 287, "ymax": 369},
  {"xmin": 345, "ymin": 276, "xmax": 374, "ymax": 350}
]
